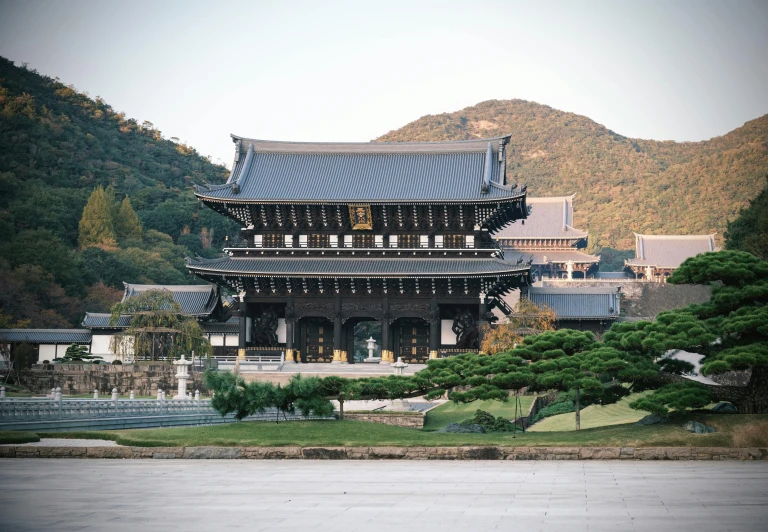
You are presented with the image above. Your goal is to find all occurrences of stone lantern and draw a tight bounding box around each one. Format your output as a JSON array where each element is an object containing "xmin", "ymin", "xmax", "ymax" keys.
[
  {"xmin": 392, "ymin": 356, "xmax": 408, "ymax": 376},
  {"xmin": 173, "ymin": 354, "xmax": 193, "ymax": 400},
  {"xmin": 366, "ymin": 336, "xmax": 377, "ymax": 360}
]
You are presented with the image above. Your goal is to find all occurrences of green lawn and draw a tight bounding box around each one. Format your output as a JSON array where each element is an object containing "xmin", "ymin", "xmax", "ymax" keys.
[
  {"xmin": 34, "ymin": 412, "xmax": 767, "ymax": 448},
  {"xmin": 0, "ymin": 431, "xmax": 40, "ymax": 444},
  {"xmin": 424, "ymin": 397, "xmax": 535, "ymax": 430},
  {"xmin": 528, "ymin": 392, "xmax": 651, "ymax": 432}
]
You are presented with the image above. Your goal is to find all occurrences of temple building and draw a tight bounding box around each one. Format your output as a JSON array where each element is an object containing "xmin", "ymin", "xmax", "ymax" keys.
[
  {"xmin": 624, "ymin": 233, "xmax": 718, "ymax": 282},
  {"xmin": 187, "ymin": 135, "xmax": 532, "ymax": 364},
  {"xmin": 526, "ymin": 286, "xmax": 620, "ymax": 334},
  {"xmin": 81, "ymin": 283, "xmax": 235, "ymax": 362},
  {"xmin": 492, "ymin": 195, "xmax": 599, "ymax": 280}
]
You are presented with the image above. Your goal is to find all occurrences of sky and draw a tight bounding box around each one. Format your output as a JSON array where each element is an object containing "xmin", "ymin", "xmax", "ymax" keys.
[{"xmin": 1, "ymin": 0, "xmax": 767, "ymax": 167}]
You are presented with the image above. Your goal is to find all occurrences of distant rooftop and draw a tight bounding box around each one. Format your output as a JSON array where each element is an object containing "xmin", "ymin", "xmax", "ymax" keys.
[
  {"xmin": 625, "ymin": 234, "xmax": 717, "ymax": 269},
  {"xmin": 122, "ymin": 283, "xmax": 219, "ymax": 317},
  {"xmin": 195, "ymin": 135, "xmax": 526, "ymax": 204},
  {"xmin": 527, "ymin": 287, "xmax": 620, "ymax": 320},
  {"xmin": 494, "ymin": 196, "xmax": 588, "ymax": 241}
]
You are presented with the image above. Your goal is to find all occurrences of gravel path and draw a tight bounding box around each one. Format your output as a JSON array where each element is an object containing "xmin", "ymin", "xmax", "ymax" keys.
[{"xmin": 1, "ymin": 438, "xmax": 120, "ymax": 447}]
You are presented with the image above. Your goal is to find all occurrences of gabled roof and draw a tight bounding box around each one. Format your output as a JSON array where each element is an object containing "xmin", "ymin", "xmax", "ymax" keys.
[
  {"xmin": 82, "ymin": 313, "xmax": 131, "ymax": 329},
  {"xmin": 186, "ymin": 256, "xmax": 531, "ymax": 278},
  {"xmin": 194, "ymin": 135, "xmax": 525, "ymax": 204},
  {"xmin": 122, "ymin": 283, "xmax": 219, "ymax": 317},
  {"xmin": 527, "ymin": 287, "xmax": 620, "ymax": 320},
  {"xmin": 0, "ymin": 329, "xmax": 92, "ymax": 344},
  {"xmin": 493, "ymin": 196, "xmax": 588, "ymax": 240},
  {"xmin": 504, "ymin": 250, "xmax": 600, "ymax": 265},
  {"xmin": 625, "ymin": 234, "xmax": 717, "ymax": 269}
]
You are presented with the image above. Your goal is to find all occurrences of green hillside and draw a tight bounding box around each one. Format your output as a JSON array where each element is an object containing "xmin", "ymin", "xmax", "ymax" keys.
[
  {"xmin": 378, "ymin": 100, "xmax": 768, "ymax": 250},
  {"xmin": 0, "ymin": 57, "xmax": 237, "ymax": 328}
]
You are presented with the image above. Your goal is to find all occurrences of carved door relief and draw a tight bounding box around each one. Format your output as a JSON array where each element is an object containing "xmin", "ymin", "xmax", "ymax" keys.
[{"xmin": 305, "ymin": 319, "xmax": 334, "ymax": 362}]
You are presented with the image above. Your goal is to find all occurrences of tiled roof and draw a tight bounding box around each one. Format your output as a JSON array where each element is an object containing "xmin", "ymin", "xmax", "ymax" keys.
[
  {"xmin": 625, "ymin": 234, "xmax": 717, "ymax": 269},
  {"xmin": 0, "ymin": 329, "xmax": 92, "ymax": 344},
  {"xmin": 494, "ymin": 196, "xmax": 588, "ymax": 240},
  {"xmin": 186, "ymin": 256, "xmax": 531, "ymax": 278},
  {"xmin": 527, "ymin": 287, "xmax": 620, "ymax": 320},
  {"xmin": 81, "ymin": 313, "xmax": 131, "ymax": 329},
  {"xmin": 122, "ymin": 283, "xmax": 219, "ymax": 316},
  {"xmin": 504, "ymin": 250, "xmax": 600, "ymax": 265},
  {"xmin": 201, "ymin": 318, "xmax": 239, "ymax": 334},
  {"xmin": 195, "ymin": 136, "xmax": 525, "ymax": 203}
]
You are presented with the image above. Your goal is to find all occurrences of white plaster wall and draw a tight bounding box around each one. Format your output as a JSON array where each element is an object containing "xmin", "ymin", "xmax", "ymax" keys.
[
  {"xmin": 38, "ymin": 344, "xmax": 68, "ymax": 363},
  {"xmin": 210, "ymin": 334, "xmax": 225, "ymax": 347},
  {"xmin": 277, "ymin": 318, "xmax": 286, "ymax": 343},
  {"xmin": 441, "ymin": 320, "xmax": 457, "ymax": 345},
  {"xmin": 91, "ymin": 334, "xmax": 114, "ymax": 356}
]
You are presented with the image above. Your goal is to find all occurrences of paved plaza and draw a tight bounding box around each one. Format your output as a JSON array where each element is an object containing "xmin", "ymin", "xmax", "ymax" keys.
[{"xmin": 1, "ymin": 459, "xmax": 766, "ymax": 531}]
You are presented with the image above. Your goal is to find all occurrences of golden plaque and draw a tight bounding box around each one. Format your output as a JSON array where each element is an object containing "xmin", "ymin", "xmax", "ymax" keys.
[{"xmin": 348, "ymin": 204, "xmax": 373, "ymax": 230}]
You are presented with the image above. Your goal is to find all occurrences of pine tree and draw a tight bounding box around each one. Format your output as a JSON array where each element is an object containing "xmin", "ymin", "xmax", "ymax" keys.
[
  {"xmin": 115, "ymin": 196, "xmax": 143, "ymax": 241},
  {"xmin": 78, "ymin": 186, "xmax": 117, "ymax": 249}
]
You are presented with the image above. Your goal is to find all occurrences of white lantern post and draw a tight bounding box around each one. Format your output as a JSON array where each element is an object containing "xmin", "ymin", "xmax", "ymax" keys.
[
  {"xmin": 366, "ymin": 336, "xmax": 377, "ymax": 361},
  {"xmin": 173, "ymin": 354, "xmax": 193, "ymax": 400}
]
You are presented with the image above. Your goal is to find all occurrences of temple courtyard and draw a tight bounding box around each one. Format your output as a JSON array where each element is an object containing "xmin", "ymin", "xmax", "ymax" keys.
[{"xmin": 1, "ymin": 459, "xmax": 766, "ymax": 531}]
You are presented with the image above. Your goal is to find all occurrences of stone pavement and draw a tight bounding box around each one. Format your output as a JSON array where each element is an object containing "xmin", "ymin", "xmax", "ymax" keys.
[{"xmin": 1, "ymin": 459, "xmax": 766, "ymax": 531}]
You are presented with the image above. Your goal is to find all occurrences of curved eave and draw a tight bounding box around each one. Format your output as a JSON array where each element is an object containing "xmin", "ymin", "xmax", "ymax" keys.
[{"xmin": 193, "ymin": 189, "xmax": 528, "ymax": 206}]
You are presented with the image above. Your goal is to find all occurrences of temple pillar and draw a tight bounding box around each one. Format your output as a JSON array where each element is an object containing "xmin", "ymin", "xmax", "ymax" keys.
[
  {"xmin": 429, "ymin": 297, "xmax": 439, "ymax": 360},
  {"xmin": 285, "ymin": 297, "xmax": 295, "ymax": 362},
  {"xmin": 381, "ymin": 298, "xmax": 392, "ymax": 363},
  {"xmin": 332, "ymin": 297, "xmax": 345, "ymax": 363},
  {"xmin": 237, "ymin": 294, "xmax": 247, "ymax": 360}
]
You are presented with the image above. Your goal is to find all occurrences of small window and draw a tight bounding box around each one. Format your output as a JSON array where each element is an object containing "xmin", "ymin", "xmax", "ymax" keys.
[
  {"xmin": 254, "ymin": 235, "xmax": 263, "ymax": 248},
  {"xmin": 465, "ymin": 235, "xmax": 475, "ymax": 248},
  {"xmin": 389, "ymin": 235, "xmax": 398, "ymax": 248},
  {"xmin": 299, "ymin": 235, "xmax": 308, "ymax": 248},
  {"xmin": 375, "ymin": 235, "xmax": 384, "ymax": 248},
  {"xmin": 329, "ymin": 235, "xmax": 338, "ymax": 248},
  {"xmin": 420, "ymin": 235, "xmax": 429, "ymax": 248},
  {"xmin": 434, "ymin": 235, "xmax": 444, "ymax": 248},
  {"xmin": 344, "ymin": 235, "xmax": 353, "ymax": 248},
  {"xmin": 284, "ymin": 235, "xmax": 293, "ymax": 247}
]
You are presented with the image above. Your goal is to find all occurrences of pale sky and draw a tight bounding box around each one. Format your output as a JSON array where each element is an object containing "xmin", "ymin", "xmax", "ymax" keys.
[{"xmin": 1, "ymin": 0, "xmax": 767, "ymax": 167}]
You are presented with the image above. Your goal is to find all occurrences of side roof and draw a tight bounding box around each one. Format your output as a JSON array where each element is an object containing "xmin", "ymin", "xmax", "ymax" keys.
[
  {"xmin": 0, "ymin": 329, "xmax": 92, "ymax": 344},
  {"xmin": 493, "ymin": 196, "xmax": 588, "ymax": 240},
  {"xmin": 527, "ymin": 287, "xmax": 620, "ymax": 320},
  {"xmin": 82, "ymin": 313, "xmax": 132, "ymax": 329},
  {"xmin": 122, "ymin": 283, "xmax": 219, "ymax": 317},
  {"xmin": 625, "ymin": 234, "xmax": 717, "ymax": 269},
  {"xmin": 195, "ymin": 135, "xmax": 526, "ymax": 204}
]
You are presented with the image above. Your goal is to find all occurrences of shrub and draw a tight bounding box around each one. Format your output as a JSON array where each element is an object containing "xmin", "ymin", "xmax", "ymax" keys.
[
  {"xmin": 531, "ymin": 393, "xmax": 575, "ymax": 423},
  {"xmin": 112, "ymin": 359, "xmax": 122, "ymax": 365},
  {"xmin": 42, "ymin": 360, "xmax": 50, "ymax": 364},
  {"xmin": 460, "ymin": 409, "xmax": 519, "ymax": 432}
]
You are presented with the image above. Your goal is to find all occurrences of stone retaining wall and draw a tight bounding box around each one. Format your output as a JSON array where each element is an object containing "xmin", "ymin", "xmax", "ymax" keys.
[
  {"xmin": 1, "ymin": 445, "xmax": 765, "ymax": 460},
  {"xmin": 22, "ymin": 364, "xmax": 207, "ymax": 396},
  {"xmin": 343, "ymin": 413, "xmax": 425, "ymax": 428}
]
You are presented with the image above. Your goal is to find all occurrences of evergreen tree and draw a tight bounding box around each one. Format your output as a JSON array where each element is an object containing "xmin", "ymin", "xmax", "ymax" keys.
[
  {"xmin": 77, "ymin": 186, "xmax": 117, "ymax": 249},
  {"xmin": 725, "ymin": 175, "xmax": 768, "ymax": 260},
  {"xmin": 115, "ymin": 196, "xmax": 143, "ymax": 241}
]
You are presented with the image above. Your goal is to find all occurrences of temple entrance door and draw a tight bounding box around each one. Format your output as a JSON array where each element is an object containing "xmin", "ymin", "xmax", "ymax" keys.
[
  {"xmin": 304, "ymin": 318, "xmax": 334, "ymax": 362},
  {"xmin": 395, "ymin": 319, "xmax": 429, "ymax": 363}
]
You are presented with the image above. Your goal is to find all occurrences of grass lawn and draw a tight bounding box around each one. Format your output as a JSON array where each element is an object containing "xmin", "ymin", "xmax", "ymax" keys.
[
  {"xmin": 424, "ymin": 397, "xmax": 535, "ymax": 430},
  {"xmin": 36, "ymin": 413, "xmax": 768, "ymax": 448},
  {"xmin": 0, "ymin": 431, "xmax": 40, "ymax": 444},
  {"xmin": 528, "ymin": 392, "xmax": 651, "ymax": 432}
]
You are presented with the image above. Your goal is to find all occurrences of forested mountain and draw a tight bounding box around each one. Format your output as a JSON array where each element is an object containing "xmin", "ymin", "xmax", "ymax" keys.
[
  {"xmin": 378, "ymin": 100, "xmax": 768, "ymax": 250},
  {"xmin": 0, "ymin": 57, "xmax": 237, "ymax": 328}
]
